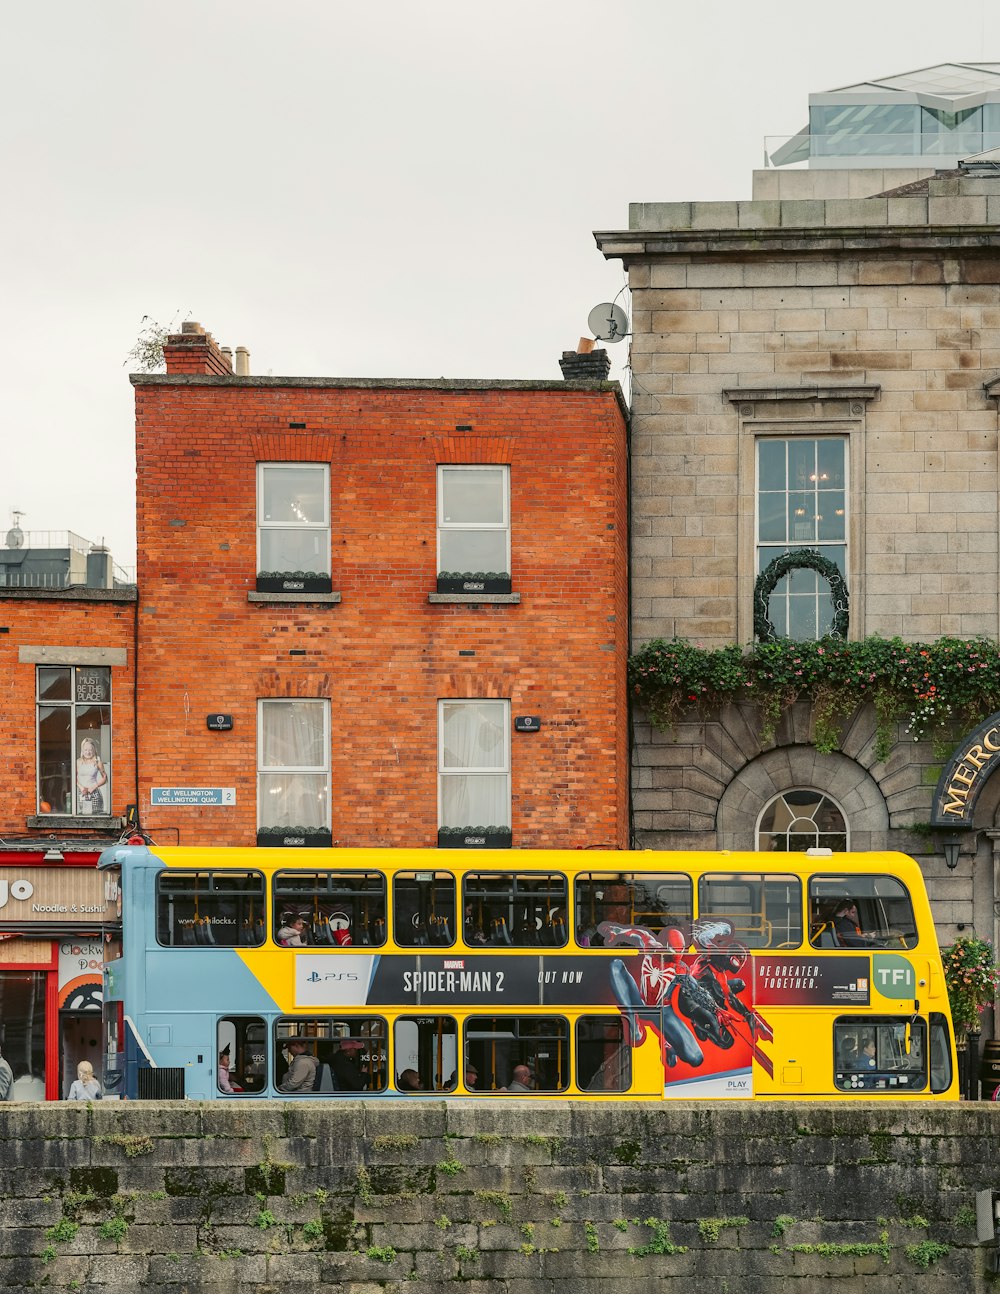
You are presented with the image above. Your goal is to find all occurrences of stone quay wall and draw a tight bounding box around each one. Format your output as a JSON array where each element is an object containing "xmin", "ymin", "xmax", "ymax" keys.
[{"xmin": 1, "ymin": 1100, "xmax": 997, "ymax": 1293}]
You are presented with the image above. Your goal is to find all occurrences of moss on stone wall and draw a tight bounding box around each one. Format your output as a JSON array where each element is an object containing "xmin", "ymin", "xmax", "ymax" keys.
[{"xmin": 0, "ymin": 1101, "xmax": 992, "ymax": 1291}]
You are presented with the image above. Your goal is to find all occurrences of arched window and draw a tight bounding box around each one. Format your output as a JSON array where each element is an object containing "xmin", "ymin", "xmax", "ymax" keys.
[{"xmin": 757, "ymin": 789, "xmax": 848, "ymax": 853}]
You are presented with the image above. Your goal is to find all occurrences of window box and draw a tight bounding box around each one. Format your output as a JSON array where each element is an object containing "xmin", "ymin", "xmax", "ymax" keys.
[
  {"xmin": 438, "ymin": 827, "xmax": 512, "ymax": 849},
  {"xmin": 257, "ymin": 827, "xmax": 333, "ymax": 849},
  {"xmin": 256, "ymin": 572, "xmax": 333, "ymax": 594},
  {"xmin": 436, "ymin": 572, "xmax": 512, "ymax": 596}
]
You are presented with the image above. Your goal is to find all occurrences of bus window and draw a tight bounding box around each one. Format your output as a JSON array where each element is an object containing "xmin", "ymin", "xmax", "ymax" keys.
[
  {"xmin": 698, "ymin": 873, "xmax": 802, "ymax": 949},
  {"xmin": 462, "ymin": 873, "xmax": 568, "ymax": 948},
  {"xmin": 575, "ymin": 872, "xmax": 692, "ymax": 947},
  {"xmin": 809, "ymin": 875, "xmax": 918, "ymax": 950},
  {"xmin": 393, "ymin": 872, "xmax": 456, "ymax": 947},
  {"xmin": 833, "ymin": 1016, "xmax": 927, "ymax": 1092},
  {"xmin": 576, "ymin": 1016, "xmax": 630, "ymax": 1092},
  {"xmin": 273, "ymin": 871, "xmax": 387, "ymax": 947},
  {"xmin": 393, "ymin": 1016, "xmax": 458, "ymax": 1091},
  {"xmin": 275, "ymin": 1018, "xmax": 387, "ymax": 1093},
  {"xmin": 156, "ymin": 871, "xmax": 266, "ymax": 948},
  {"xmin": 217, "ymin": 1017, "xmax": 267, "ymax": 1095},
  {"xmin": 929, "ymin": 1012, "xmax": 953, "ymax": 1094},
  {"xmin": 464, "ymin": 1015, "xmax": 570, "ymax": 1092}
]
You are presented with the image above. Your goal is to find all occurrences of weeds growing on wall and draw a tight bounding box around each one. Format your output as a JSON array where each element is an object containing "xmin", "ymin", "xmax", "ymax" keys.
[{"xmin": 629, "ymin": 635, "xmax": 1000, "ymax": 760}]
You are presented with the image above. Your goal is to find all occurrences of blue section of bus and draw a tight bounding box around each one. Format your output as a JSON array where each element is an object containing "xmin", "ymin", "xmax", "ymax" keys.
[
  {"xmin": 143, "ymin": 947, "xmax": 279, "ymax": 1017},
  {"xmin": 125, "ymin": 950, "xmax": 276, "ymax": 1100}
]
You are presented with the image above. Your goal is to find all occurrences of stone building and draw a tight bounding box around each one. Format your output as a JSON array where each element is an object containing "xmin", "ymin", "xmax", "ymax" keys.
[{"xmin": 597, "ymin": 160, "xmax": 1000, "ymax": 947}]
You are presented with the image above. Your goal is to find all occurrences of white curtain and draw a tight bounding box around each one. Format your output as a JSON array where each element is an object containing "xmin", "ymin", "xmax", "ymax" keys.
[
  {"xmin": 259, "ymin": 701, "xmax": 329, "ymax": 829},
  {"xmin": 440, "ymin": 701, "xmax": 509, "ymax": 829}
]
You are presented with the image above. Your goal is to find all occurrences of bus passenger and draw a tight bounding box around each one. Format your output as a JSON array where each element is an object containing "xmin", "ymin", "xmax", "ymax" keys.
[
  {"xmin": 278, "ymin": 1040, "xmax": 318, "ymax": 1092},
  {"xmin": 858, "ymin": 1037, "xmax": 877, "ymax": 1069},
  {"xmin": 507, "ymin": 1064, "xmax": 534, "ymax": 1092},
  {"xmin": 833, "ymin": 900, "xmax": 875, "ymax": 947},
  {"xmin": 331, "ymin": 1039, "xmax": 366, "ymax": 1091},
  {"xmin": 278, "ymin": 916, "xmax": 308, "ymax": 947},
  {"xmin": 398, "ymin": 1068, "xmax": 422, "ymax": 1091},
  {"xmin": 218, "ymin": 1047, "xmax": 242, "ymax": 1094}
]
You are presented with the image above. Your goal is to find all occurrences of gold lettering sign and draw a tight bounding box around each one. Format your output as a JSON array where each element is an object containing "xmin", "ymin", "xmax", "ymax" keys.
[{"xmin": 934, "ymin": 721, "xmax": 1000, "ymax": 823}]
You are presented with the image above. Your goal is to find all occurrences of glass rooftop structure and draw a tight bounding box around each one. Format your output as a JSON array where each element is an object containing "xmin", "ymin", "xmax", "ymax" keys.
[{"xmin": 768, "ymin": 63, "xmax": 1000, "ymax": 168}]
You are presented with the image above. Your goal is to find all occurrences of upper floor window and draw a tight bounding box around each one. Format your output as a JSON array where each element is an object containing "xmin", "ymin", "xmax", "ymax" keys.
[
  {"xmin": 809, "ymin": 874, "xmax": 918, "ymax": 950},
  {"xmin": 757, "ymin": 437, "xmax": 846, "ymax": 640},
  {"xmin": 438, "ymin": 699, "xmax": 511, "ymax": 847},
  {"xmin": 758, "ymin": 790, "xmax": 848, "ymax": 853},
  {"xmin": 257, "ymin": 463, "xmax": 331, "ymax": 592},
  {"xmin": 257, "ymin": 699, "xmax": 331, "ymax": 846},
  {"xmin": 437, "ymin": 466, "xmax": 511, "ymax": 594},
  {"xmin": 698, "ymin": 872, "xmax": 803, "ymax": 949},
  {"xmin": 37, "ymin": 666, "xmax": 111, "ymax": 817},
  {"xmin": 156, "ymin": 870, "xmax": 266, "ymax": 947}
]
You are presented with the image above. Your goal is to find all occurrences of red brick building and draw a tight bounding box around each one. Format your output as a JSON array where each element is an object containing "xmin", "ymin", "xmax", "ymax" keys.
[
  {"xmin": 0, "ymin": 583, "xmax": 136, "ymax": 1098},
  {"xmin": 133, "ymin": 324, "xmax": 630, "ymax": 851}
]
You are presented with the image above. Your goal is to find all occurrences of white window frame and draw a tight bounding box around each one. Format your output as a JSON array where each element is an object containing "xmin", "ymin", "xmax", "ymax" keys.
[
  {"xmin": 437, "ymin": 699, "xmax": 511, "ymax": 830},
  {"xmin": 256, "ymin": 698, "xmax": 331, "ymax": 831},
  {"xmin": 35, "ymin": 665, "xmax": 112, "ymax": 817},
  {"xmin": 755, "ymin": 789, "xmax": 850, "ymax": 853},
  {"xmin": 436, "ymin": 465, "xmax": 511, "ymax": 577},
  {"xmin": 755, "ymin": 435, "xmax": 848, "ymax": 642},
  {"xmin": 256, "ymin": 462, "xmax": 331, "ymax": 576}
]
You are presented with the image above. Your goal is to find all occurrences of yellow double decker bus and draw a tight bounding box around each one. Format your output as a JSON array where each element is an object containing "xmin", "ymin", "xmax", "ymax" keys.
[{"xmin": 100, "ymin": 845, "xmax": 957, "ymax": 1100}]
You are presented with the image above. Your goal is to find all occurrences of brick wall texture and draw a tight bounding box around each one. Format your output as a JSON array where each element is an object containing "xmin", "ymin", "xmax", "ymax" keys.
[
  {"xmin": 133, "ymin": 380, "xmax": 629, "ymax": 848},
  {"xmin": 0, "ymin": 594, "xmax": 136, "ymax": 831},
  {"xmin": 0, "ymin": 1101, "xmax": 994, "ymax": 1292}
]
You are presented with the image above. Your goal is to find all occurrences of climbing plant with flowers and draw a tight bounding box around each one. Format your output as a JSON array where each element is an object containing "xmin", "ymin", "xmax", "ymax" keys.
[
  {"xmin": 628, "ymin": 635, "xmax": 1000, "ymax": 761},
  {"xmin": 942, "ymin": 936, "xmax": 1000, "ymax": 1038}
]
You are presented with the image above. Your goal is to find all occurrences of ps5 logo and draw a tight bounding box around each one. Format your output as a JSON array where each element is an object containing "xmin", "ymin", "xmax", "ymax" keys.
[{"xmin": 306, "ymin": 971, "xmax": 359, "ymax": 983}]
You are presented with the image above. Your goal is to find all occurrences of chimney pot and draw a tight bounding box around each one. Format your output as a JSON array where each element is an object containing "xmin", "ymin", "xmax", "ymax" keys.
[
  {"xmin": 577, "ymin": 336, "xmax": 596, "ymax": 354},
  {"xmin": 161, "ymin": 321, "xmax": 234, "ymax": 376},
  {"xmin": 235, "ymin": 346, "xmax": 250, "ymax": 377},
  {"xmin": 559, "ymin": 348, "xmax": 611, "ymax": 382}
]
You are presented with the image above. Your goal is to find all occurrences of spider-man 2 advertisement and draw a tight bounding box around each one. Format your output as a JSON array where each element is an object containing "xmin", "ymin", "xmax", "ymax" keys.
[{"xmin": 599, "ymin": 919, "xmax": 774, "ymax": 1098}]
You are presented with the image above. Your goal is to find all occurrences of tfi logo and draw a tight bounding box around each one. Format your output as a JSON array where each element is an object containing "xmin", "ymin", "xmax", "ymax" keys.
[
  {"xmin": 0, "ymin": 879, "xmax": 34, "ymax": 909},
  {"xmin": 873, "ymin": 954, "xmax": 916, "ymax": 999}
]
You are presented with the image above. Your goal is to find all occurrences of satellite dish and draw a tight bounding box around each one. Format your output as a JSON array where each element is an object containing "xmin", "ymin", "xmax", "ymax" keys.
[
  {"xmin": 588, "ymin": 302, "xmax": 629, "ymax": 344},
  {"xmin": 5, "ymin": 527, "xmax": 23, "ymax": 549}
]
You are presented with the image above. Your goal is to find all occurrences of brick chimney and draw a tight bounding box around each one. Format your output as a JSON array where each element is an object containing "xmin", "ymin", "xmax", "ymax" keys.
[
  {"xmin": 559, "ymin": 337, "xmax": 611, "ymax": 382},
  {"xmin": 162, "ymin": 321, "xmax": 234, "ymax": 375}
]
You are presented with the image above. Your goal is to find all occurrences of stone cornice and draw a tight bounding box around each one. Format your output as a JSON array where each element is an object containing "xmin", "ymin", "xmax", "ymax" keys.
[
  {"xmin": 724, "ymin": 386, "xmax": 881, "ymax": 405},
  {"xmin": 595, "ymin": 224, "xmax": 1000, "ymax": 261}
]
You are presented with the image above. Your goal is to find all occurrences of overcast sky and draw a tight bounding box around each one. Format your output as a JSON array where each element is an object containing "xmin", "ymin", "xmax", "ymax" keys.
[{"xmin": 2, "ymin": 0, "xmax": 997, "ymax": 570}]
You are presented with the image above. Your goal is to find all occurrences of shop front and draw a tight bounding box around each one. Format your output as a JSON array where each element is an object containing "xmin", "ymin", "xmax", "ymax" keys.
[{"xmin": 0, "ymin": 856, "xmax": 116, "ymax": 1100}]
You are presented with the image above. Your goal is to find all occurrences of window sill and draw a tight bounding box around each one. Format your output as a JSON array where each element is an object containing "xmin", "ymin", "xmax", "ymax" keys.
[
  {"xmin": 247, "ymin": 591, "xmax": 342, "ymax": 605},
  {"xmin": 427, "ymin": 592, "xmax": 520, "ymax": 605},
  {"xmin": 27, "ymin": 815, "xmax": 123, "ymax": 831}
]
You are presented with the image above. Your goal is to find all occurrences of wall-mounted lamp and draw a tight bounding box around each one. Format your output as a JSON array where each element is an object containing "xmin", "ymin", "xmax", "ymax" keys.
[
  {"xmin": 942, "ymin": 834, "xmax": 964, "ymax": 871},
  {"xmin": 43, "ymin": 848, "xmax": 64, "ymax": 861}
]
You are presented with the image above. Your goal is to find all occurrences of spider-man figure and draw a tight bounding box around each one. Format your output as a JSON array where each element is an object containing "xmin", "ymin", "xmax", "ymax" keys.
[
  {"xmin": 599, "ymin": 922, "xmax": 704, "ymax": 1068},
  {"xmin": 600, "ymin": 918, "xmax": 774, "ymax": 1078},
  {"xmin": 688, "ymin": 920, "xmax": 774, "ymax": 1077}
]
